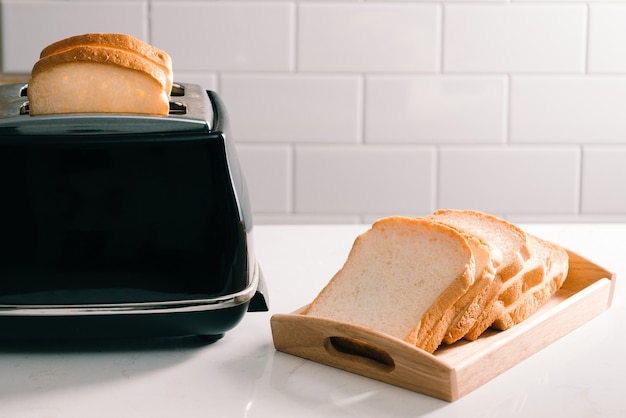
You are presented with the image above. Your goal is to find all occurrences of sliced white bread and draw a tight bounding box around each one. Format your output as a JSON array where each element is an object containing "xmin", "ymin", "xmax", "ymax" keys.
[
  {"xmin": 427, "ymin": 209, "xmax": 530, "ymax": 341},
  {"xmin": 492, "ymin": 234, "xmax": 569, "ymax": 330},
  {"xmin": 303, "ymin": 216, "xmax": 475, "ymax": 354},
  {"xmin": 28, "ymin": 33, "xmax": 172, "ymax": 116},
  {"xmin": 39, "ymin": 33, "xmax": 173, "ymax": 94},
  {"xmin": 420, "ymin": 234, "xmax": 496, "ymax": 351},
  {"xmin": 440, "ymin": 236, "xmax": 497, "ymax": 345}
]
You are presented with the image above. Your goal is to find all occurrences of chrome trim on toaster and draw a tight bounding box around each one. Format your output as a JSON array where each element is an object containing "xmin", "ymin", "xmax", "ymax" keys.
[{"xmin": 0, "ymin": 261, "xmax": 261, "ymax": 317}]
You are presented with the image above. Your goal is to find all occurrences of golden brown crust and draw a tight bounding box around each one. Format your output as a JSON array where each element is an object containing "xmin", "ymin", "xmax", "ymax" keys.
[
  {"xmin": 492, "ymin": 236, "xmax": 569, "ymax": 330},
  {"xmin": 428, "ymin": 209, "xmax": 533, "ymax": 342},
  {"xmin": 458, "ymin": 278, "xmax": 504, "ymax": 340},
  {"xmin": 431, "ymin": 209, "xmax": 530, "ymax": 271},
  {"xmin": 428, "ymin": 234, "xmax": 496, "ymax": 345},
  {"xmin": 492, "ymin": 273, "xmax": 562, "ymax": 330},
  {"xmin": 40, "ymin": 33, "xmax": 171, "ymax": 69},
  {"xmin": 31, "ymin": 45, "xmax": 169, "ymax": 90},
  {"xmin": 411, "ymin": 267, "xmax": 474, "ymax": 352},
  {"xmin": 441, "ymin": 270, "xmax": 494, "ymax": 344}
]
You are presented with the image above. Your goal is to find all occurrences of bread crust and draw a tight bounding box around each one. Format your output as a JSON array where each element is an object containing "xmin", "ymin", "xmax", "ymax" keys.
[
  {"xmin": 410, "ymin": 260, "xmax": 475, "ymax": 352},
  {"xmin": 491, "ymin": 235, "xmax": 569, "ymax": 330},
  {"xmin": 40, "ymin": 33, "xmax": 171, "ymax": 67},
  {"xmin": 430, "ymin": 209, "xmax": 529, "ymax": 273},
  {"xmin": 428, "ymin": 209, "xmax": 530, "ymax": 341},
  {"xmin": 464, "ymin": 233, "xmax": 568, "ymax": 340},
  {"xmin": 421, "ymin": 235, "xmax": 496, "ymax": 348}
]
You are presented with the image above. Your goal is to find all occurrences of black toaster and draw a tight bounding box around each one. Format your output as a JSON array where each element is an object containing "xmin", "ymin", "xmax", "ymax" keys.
[{"xmin": 0, "ymin": 82, "xmax": 268, "ymax": 341}]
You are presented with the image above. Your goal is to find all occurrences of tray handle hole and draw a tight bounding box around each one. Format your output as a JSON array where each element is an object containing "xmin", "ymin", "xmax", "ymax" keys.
[{"xmin": 325, "ymin": 336, "xmax": 395, "ymax": 372}]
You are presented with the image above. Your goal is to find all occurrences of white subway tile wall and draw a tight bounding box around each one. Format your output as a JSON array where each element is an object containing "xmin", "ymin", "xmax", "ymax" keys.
[
  {"xmin": 510, "ymin": 76, "xmax": 626, "ymax": 143},
  {"xmin": 294, "ymin": 145, "xmax": 435, "ymax": 215},
  {"xmin": 365, "ymin": 75, "xmax": 507, "ymax": 143},
  {"xmin": 439, "ymin": 146, "xmax": 581, "ymax": 214},
  {"xmin": 298, "ymin": 3, "xmax": 441, "ymax": 73},
  {"xmin": 2, "ymin": 0, "xmax": 626, "ymax": 224},
  {"xmin": 443, "ymin": 4, "xmax": 587, "ymax": 73},
  {"xmin": 1, "ymin": 1, "xmax": 148, "ymax": 73},
  {"xmin": 220, "ymin": 74, "xmax": 362, "ymax": 143}
]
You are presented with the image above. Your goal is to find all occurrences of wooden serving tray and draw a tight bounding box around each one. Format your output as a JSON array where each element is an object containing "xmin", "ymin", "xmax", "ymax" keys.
[{"xmin": 270, "ymin": 250, "xmax": 615, "ymax": 401}]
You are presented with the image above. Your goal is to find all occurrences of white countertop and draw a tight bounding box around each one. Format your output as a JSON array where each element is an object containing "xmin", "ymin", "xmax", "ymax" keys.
[{"xmin": 0, "ymin": 223, "xmax": 624, "ymax": 417}]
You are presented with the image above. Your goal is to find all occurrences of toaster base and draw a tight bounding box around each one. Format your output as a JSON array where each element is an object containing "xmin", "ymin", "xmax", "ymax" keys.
[{"xmin": 0, "ymin": 302, "xmax": 250, "ymax": 342}]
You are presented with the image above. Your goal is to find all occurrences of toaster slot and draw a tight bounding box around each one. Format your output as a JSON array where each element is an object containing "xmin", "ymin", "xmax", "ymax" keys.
[
  {"xmin": 168, "ymin": 83, "xmax": 187, "ymax": 115},
  {"xmin": 19, "ymin": 102, "xmax": 30, "ymax": 115},
  {"xmin": 170, "ymin": 83, "xmax": 185, "ymax": 96},
  {"xmin": 169, "ymin": 101, "xmax": 187, "ymax": 115}
]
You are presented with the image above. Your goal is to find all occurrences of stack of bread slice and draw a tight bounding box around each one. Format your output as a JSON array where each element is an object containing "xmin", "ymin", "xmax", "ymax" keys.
[
  {"xmin": 28, "ymin": 33, "xmax": 172, "ymax": 116},
  {"xmin": 304, "ymin": 210, "xmax": 569, "ymax": 354}
]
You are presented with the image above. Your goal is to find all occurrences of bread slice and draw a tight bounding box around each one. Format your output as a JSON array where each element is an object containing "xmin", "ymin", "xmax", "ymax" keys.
[
  {"xmin": 440, "ymin": 236, "xmax": 497, "ymax": 344},
  {"xmin": 492, "ymin": 234, "xmax": 569, "ymax": 330},
  {"xmin": 28, "ymin": 33, "xmax": 172, "ymax": 116},
  {"xmin": 303, "ymin": 216, "xmax": 475, "ymax": 353},
  {"xmin": 419, "ymin": 234, "xmax": 496, "ymax": 351},
  {"xmin": 39, "ymin": 33, "xmax": 173, "ymax": 94},
  {"xmin": 427, "ymin": 209, "xmax": 530, "ymax": 341}
]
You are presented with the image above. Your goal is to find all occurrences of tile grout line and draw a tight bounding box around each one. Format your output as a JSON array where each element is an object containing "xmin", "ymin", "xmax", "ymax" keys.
[
  {"xmin": 360, "ymin": 74, "xmax": 366, "ymax": 146},
  {"xmin": 506, "ymin": 74, "xmax": 512, "ymax": 146},
  {"xmin": 290, "ymin": 144, "xmax": 296, "ymax": 215},
  {"xmin": 578, "ymin": 4, "xmax": 590, "ymax": 216},
  {"xmin": 146, "ymin": 1, "xmax": 152, "ymax": 44},
  {"xmin": 434, "ymin": 3, "xmax": 445, "ymax": 212},
  {"xmin": 578, "ymin": 145, "xmax": 584, "ymax": 216},
  {"xmin": 292, "ymin": 2, "xmax": 298, "ymax": 73},
  {"xmin": 290, "ymin": 2, "xmax": 297, "ymax": 216},
  {"xmin": 576, "ymin": 3, "xmax": 591, "ymax": 216},
  {"xmin": 434, "ymin": 146, "xmax": 440, "ymax": 212},
  {"xmin": 439, "ymin": 3, "xmax": 445, "ymax": 74},
  {"xmin": 585, "ymin": 3, "xmax": 590, "ymax": 75}
]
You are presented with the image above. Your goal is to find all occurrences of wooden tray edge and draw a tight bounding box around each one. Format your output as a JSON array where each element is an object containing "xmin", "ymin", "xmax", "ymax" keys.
[
  {"xmin": 270, "ymin": 311, "xmax": 457, "ymax": 400},
  {"xmin": 270, "ymin": 249, "xmax": 615, "ymax": 402},
  {"xmin": 445, "ymin": 276, "xmax": 613, "ymax": 399}
]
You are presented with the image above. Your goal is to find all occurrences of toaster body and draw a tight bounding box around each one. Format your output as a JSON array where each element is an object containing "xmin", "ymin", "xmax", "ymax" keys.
[{"xmin": 0, "ymin": 83, "xmax": 267, "ymax": 340}]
